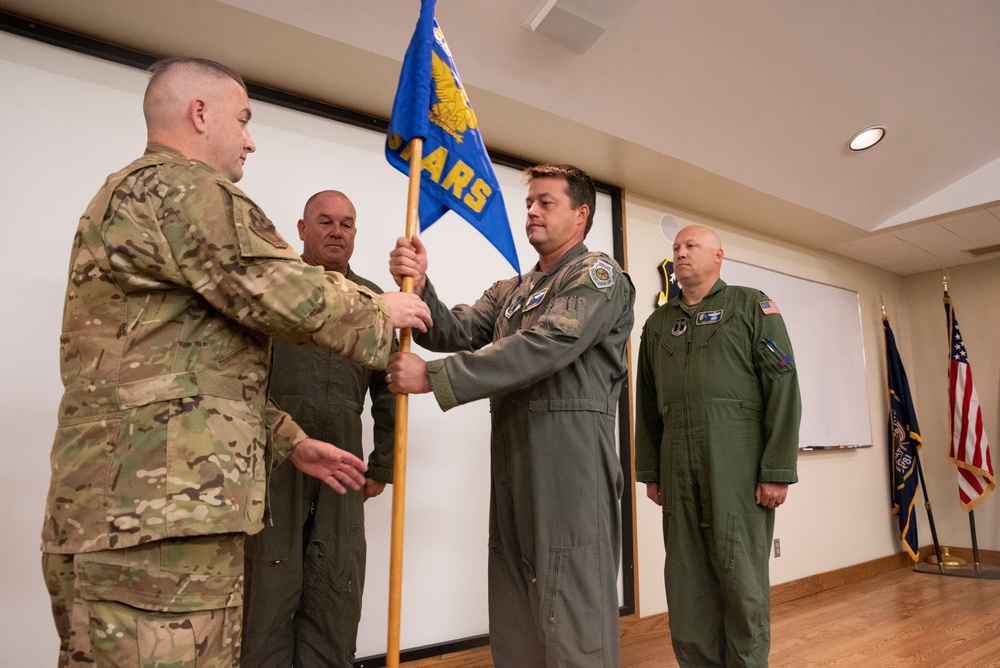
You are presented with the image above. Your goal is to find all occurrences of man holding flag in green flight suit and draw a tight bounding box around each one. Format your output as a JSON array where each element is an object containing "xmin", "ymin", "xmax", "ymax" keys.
[{"xmin": 384, "ymin": 2, "xmax": 634, "ymax": 666}]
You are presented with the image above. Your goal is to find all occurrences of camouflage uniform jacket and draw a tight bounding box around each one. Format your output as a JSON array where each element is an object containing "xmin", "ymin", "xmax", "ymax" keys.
[{"xmin": 42, "ymin": 145, "xmax": 393, "ymax": 554}]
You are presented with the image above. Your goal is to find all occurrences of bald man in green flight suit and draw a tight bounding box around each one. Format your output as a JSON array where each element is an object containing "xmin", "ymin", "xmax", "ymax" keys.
[{"xmin": 635, "ymin": 225, "xmax": 801, "ymax": 668}]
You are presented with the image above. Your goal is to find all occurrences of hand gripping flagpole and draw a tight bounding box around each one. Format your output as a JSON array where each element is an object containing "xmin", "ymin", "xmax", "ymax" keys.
[{"xmin": 387, "ymin": 137, "xmax": 423, "ymax": 668}]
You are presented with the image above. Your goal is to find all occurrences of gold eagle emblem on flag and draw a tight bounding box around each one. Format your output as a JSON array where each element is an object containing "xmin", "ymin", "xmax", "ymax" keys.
[{"xmin": 430, "ymin": 51, "xmax": 479, "ymax": 142}]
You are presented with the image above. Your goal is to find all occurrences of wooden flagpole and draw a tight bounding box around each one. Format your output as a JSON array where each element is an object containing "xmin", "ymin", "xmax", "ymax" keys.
[{"xmin": 386, "ymin": 137, "xmax": 423, "ymax": 668}]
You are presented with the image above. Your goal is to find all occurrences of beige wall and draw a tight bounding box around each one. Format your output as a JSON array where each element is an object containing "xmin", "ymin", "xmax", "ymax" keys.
[
  {"xmin": 899, "ymin": 258, "xmax": 1000, "ymax": 554},
  {"xmin": 622, "ymin": 193, "xmax": 989, "ymax": 616}
]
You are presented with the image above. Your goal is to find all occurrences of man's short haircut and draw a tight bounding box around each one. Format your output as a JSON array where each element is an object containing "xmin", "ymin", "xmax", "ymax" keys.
[
  {"xmin": 523, "ymin": 163, "xmax": 597, "ymax": 235},
  {"xmin": 146, "ymin": 57, "xmax": 247, "ymax": 94},
  {"xmin": 302, "ymin": 190, "xmax": 351, "ymax": 219}
]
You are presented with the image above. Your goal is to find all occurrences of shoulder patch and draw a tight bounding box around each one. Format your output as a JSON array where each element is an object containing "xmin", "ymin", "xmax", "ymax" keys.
[
  {"xmin": 247, "ymin": 207, "xmax": 288, "ymax": 249},
  {"xmin": 759, "ymin": 300, "xmax": 780, "ymax": 315},
  {"xmin": 589, "ymin": 259, "xmax": 615, "ymax": 289}
]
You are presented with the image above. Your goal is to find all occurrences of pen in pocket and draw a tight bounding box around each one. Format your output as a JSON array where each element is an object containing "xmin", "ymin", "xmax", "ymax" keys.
[{"xmin": 764, "ymin": 337, "xmax": 791, "ymax": 367}]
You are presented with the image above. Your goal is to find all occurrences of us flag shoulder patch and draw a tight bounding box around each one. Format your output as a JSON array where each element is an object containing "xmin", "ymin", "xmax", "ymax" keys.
[{"xmin": 759, "ymin": 300, "xmax": 781, "ymax": 315}]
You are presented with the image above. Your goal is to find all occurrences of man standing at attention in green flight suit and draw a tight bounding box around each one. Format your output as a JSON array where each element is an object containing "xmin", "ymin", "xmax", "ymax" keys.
[
  {"xmin": 634, "ymin": 224, "xmax": 801, "ymax": 668},
  {"xmin": 387, "ymin": 164, "xmax": 634, "ymax": 668},
  {"xmin": 40, "ymin": 57, "xmax": 431, "ymax": 668},
  {"xmin": 243, "ymin": 190, "xmax": 397, "ymax": 667}
]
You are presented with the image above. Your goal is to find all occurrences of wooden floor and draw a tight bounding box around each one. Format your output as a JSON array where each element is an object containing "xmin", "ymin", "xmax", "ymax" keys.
[{"xmin": 403, "ymin": 557, "xmax": 1000, "ymax": 667}]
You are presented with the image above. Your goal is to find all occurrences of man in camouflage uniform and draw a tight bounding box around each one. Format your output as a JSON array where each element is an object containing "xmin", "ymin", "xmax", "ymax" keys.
[
  {"xmin": 40, "ymin": 58, "xmax": 431, "ymax": 668},
  {"xmin": 243, "ymin": 191, "xmax": 396, "ymax": 667},
  {"xmin": 634, "ymin": 225, "xmax": 800, "ymax": 667},
  {"xmin": 388, "ymin": 164, "xmax": 634, "ymax": 668}
]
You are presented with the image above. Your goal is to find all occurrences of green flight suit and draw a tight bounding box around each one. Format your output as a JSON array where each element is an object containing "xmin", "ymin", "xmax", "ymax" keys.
[
  {"xmin": 243, "ymin": 269, "xmax": 395, "ymax": 668},
  {"xmin": 634, "ymin": 280, "xmax": 800, "ymax": 668},
  {"xmin": 42, "ymin": 146, "xmax": 393, "ymax": 668},
  {"xmin": 417, "ymin": 244, "xmax": 635, "ymax": 668}
]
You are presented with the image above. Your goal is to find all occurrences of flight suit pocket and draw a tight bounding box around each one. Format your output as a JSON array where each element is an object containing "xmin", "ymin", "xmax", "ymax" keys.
[
  {"xmin": 722, "ymin": 510, "xmax": 769, "ymax": 591},
  {"xmin": 303, "ymin": 522, "xmax": 363, "ymax": 620},
  {"xmin": 302, "ymin": 538, "xmax": 331, "ymax": 610},
  {"xmin": 542, "ymin": 543, "xmax": 604, "ymax": 659},
  {"xmin": 754, "ymin": 339, "xmax": 795, "ymax": 380}
]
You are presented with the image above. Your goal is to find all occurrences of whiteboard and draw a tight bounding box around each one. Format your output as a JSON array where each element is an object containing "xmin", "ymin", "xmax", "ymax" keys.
[
  {"xmin": 0, "ymin": 27, "xmax": 628, "ymax": 666},
  {"xmin": 721, "ymin": 259, "xmax": 874, "ymax": 449}
]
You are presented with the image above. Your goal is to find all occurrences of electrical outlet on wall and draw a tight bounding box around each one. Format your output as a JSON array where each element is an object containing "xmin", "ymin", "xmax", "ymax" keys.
[{"xmin": 773, "ymin": 538, "xmax": 781, "ymax": 558}]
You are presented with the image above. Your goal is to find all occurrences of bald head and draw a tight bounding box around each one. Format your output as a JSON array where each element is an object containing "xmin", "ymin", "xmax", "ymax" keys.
[
  {"xmin": 298, "ymin": 190, "xmax": 358, "ymax": 274},
  {"xmin": 143, "ymin": 57, "xmax": 255, "ymax": 182},
  {"xmin": 672, "ymin": 225, "xmax": 724, "ymax": 304}
]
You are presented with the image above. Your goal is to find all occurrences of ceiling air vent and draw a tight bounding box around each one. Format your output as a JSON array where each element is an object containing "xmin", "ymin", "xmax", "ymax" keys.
[
  {"xmin": 966, "ymin": 243, "xmax": 1000, "ymax": 257},
  {"xmin": 522, "ymin": 0, "xmax": 631, "ymax": 53}
]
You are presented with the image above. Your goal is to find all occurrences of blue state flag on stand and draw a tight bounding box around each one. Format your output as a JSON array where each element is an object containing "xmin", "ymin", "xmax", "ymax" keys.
[
  {"xmin": 883, "ymin": 317, "xmax": 922, "ymax": 561},
  {"xmin": 386, "ymin": 0, "xmax": 520, "ymax": 277}
]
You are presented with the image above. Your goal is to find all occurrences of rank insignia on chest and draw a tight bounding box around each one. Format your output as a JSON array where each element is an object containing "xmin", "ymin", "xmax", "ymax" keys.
[
  {"xmin": 522, "ymin": 287, "xmax": 549, "ymax": 312},
  {"xmin": 589, "ymin": 259, "xmax": 615, "ymax": 289},
  {"xmin": 671, "ymin": 317, "xmax": 687, "ymax": 337},
  {"xmin": 505, "ymin": 295, "xmax": 524, "ymax": 319},
  {"xmin": 696, "ymin": 309, "xmax": 723, "ymax": 325}
]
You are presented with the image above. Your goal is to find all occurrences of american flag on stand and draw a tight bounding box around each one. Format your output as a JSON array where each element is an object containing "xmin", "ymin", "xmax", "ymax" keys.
[{"xmin": 944, "ymin": 291, "xmax": 995, "ymax": 510}]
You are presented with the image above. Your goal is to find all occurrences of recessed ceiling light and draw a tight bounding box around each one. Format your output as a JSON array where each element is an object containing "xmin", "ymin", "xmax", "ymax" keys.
[{"xmin": 849, "ymin": 126, "xmax": 886, "ymax": 151}]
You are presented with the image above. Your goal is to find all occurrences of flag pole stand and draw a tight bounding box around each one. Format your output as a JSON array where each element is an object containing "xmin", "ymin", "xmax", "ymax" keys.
[
  {"xmin": 912, "ymin": 471, "xmax": 1000, "ymax": 579},
  {"xmin": 386, "ymin": 137, "xmax": 424, "ymax": 668}
]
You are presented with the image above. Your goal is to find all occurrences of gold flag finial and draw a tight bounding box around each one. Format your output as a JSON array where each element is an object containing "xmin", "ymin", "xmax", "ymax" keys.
[
  {"xmin": 942, "ymin": 270, "xmax": 950, "ymax": 293},
  {"xmin": 880, "ymin": 294, "xmax": 887, "ymax": 318}
]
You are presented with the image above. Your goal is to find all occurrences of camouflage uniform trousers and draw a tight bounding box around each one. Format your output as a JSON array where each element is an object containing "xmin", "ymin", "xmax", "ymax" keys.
[{"xmin": 42, "ymin": 533, "xmax": 244, "ymax": 668}]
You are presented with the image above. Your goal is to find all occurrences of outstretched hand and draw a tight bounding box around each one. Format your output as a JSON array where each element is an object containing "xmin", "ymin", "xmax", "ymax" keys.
[
  {"xmin": 381, "ymin": 292, "xmax": 432, "ymax": 332},
  {"xmin": 290, "ymin": 438, "xmax": 368, "ymax": 494}
]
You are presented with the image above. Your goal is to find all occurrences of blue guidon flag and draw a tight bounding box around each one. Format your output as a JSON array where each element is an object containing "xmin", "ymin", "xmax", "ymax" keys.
[
  {"xmin": 386, "ymin": 0, "xmax": 520, "ymax": 277},
  {"xmin": 883, "ymin": 316, "xmax": 921, "ymax": 561}
]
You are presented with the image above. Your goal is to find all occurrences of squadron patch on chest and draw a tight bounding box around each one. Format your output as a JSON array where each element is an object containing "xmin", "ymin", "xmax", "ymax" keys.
[
  {"xmin": 671, "ymin": 317, "xmax": 687, "ymax": 337},
  {"xmin": 696, "ymin": 309, "xmax": 723, "ymax": 325},
  {"xmin": 522, "ymin": 288, "xmax": 549, "ymax": 313},
  {"xmin": 589, "ymin": 259, "xmax": 615, "ymax": 289},
  {"xmin": 505, "ymin": 295, "xmax": 525, "ymax": 319}
]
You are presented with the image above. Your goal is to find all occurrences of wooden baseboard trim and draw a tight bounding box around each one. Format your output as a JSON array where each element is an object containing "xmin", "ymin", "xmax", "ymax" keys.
[{"xmin": 770, "ymin": 551, "xmax": 912, "ymax": 606}]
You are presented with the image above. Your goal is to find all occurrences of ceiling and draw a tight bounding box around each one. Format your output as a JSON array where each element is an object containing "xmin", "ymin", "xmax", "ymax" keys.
[{"xmin": 4, "ymin": 0, "xmax": 999, "ymax": 275}]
